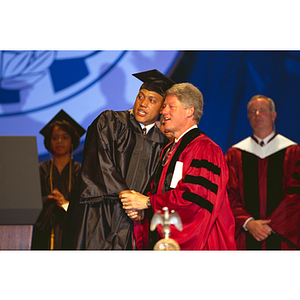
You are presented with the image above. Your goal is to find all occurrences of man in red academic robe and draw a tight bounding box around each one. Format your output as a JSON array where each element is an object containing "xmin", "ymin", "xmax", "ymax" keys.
[
  {"xmin": 119, "ymin": 83, "xmax": 236, "ymax": 250},
  {"xmin": 225, "ymin": 95, "xmax": 300, "ymax": 250}
]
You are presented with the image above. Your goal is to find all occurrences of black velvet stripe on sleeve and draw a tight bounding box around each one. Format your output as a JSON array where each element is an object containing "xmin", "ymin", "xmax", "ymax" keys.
[
  {"xmin": 292, "ymin": 172, "xmax": 300, "ymax": 182},
  {"xmin": 288, "ymin": 186, "xmax": 300, "ymax": 196},
  {"xmin": 152, "ymin": 128, "xmax": 203, "ymax": 194},
  {"xmin": 182, "ymin": 191, "xmax": 213, "ymax": 213},
  {"xmin": 183, "ymin": 175, "xmax": 218, "ymax": 194},
  {"xmin": 190, "ymin": 159, "xmax": 221, "ymax": 176},
  {"xmin": 289, "ymin": 161, "xmax": 300, "ymax": 195}
]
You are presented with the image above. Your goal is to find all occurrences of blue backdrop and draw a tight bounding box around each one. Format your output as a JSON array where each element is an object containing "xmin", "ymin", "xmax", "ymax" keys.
[
  {"xmin": 171, "ymin": 51, "xmax": 300, "ymax": 153},
  {"xmin": 0, "ymin": 50, "xmax": 180, "ymax": 161},
  {"xmin": 1, "ymin": 50, "xmax": 299, "ymax": 161}
]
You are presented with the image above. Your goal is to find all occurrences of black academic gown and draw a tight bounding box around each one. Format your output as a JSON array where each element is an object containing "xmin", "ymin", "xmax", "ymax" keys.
[
  {"xmin": 62, "ymin": 110, "xmax": 166, "ymax": 250},
  {"xmin": 31, "ymin": 160, "xmax": 81, "ymax": 250}
]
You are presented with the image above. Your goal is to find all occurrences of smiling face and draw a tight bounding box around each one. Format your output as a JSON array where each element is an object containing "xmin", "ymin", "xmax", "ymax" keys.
[
  {"xmin": 133, "ymin": 89, "xmax": 164, "ymax": 126},
  {"xmin": 160, "ymin": 117, "xmax": 175, "ymax": 142},
  {"xmin": 50, "ymin": 125, "xmax": 73, "ymax": 157},
  {"xmin": 161, "ymin": 94, "xmax": 195, "ymax": 139},
  {"xmin": 247, "ymin": 97, "xmax": 277, "ymax": 138}
]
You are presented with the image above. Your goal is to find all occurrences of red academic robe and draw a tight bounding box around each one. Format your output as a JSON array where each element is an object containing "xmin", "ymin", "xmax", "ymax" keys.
[
  {"xmin": 134, "ymin": 128, "xmax": 236, "ymax": 250},
  {"xmin": 225, "ymin": 134, "xmax": 300, "ymax": 250}
]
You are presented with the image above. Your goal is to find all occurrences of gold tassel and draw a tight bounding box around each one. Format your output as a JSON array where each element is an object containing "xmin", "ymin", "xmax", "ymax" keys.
[
  {"xmin": 50, "ymin": 228, "xmax": 54, "ymax": 250},
  {"xmin": 49, "ymin": 158, "xmax": 72, "ymax": 250}
]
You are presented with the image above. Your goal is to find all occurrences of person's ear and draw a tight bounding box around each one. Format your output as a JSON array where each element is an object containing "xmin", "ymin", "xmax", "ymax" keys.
[
  {"xmin": 186, "ymin": 106, "xmax": 194, "ymax": 118},
  {"xmin": 272, "ymin": 111, "xmax": 277, "ymax": 122}
]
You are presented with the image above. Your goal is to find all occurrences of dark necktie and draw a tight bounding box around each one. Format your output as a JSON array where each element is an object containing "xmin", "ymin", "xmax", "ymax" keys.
[
  {"xmin": 260, "ymin": 141, "xmax": 265, "ymax": 147},
  {"xmin": 161, "ymin": 141, "xmax": 177, "ymax": 166},
  {"xmin": 142, "ymin": 127, "xmax": 147, "ymax": 137}
]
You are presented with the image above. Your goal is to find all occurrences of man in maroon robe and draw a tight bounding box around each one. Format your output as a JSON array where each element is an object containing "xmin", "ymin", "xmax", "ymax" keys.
[
  {"xmin": 119, "ymin": 83, "xmax": 236, "ymax": 250},
  {"xmin": 225, "ymin": 95, "xmax": 300, "ymax": 250}
]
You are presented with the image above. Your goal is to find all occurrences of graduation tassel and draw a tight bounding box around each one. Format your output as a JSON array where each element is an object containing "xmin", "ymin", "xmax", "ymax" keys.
[
  {"xmin": 50, "ymin": 228, "xmax": 55, "ymax": 250},
  {"xmin": 49, "ymin": 158, "xmax": 72, "ymax": 250}
]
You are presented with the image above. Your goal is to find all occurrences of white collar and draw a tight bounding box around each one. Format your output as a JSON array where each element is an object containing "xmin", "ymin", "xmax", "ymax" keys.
[
  {"xmin": 253, "ymin": 132, "xmax": 275, "ymax": 146},
  {"xmin": 233, "ymin": 134, "xmax": 296, "ymax": 159},
  {"xmin": 175, "ymin": 125, "xmax": 198, "ymax": 143},
  {"xmin": 140, "ymin": 123, "xmax": 155, "ymax": 134}
]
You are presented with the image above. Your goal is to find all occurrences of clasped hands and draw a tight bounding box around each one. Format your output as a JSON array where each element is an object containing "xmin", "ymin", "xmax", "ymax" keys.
[
  {"xmin": 246, "ymin": 219, "xmax": 273, "ymax": 242},
  {"xmin": 119, "ymin": 190, "xmax": 148, "ymax": 221}
]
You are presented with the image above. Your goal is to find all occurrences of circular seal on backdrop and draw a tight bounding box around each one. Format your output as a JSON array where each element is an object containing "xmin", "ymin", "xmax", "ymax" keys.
[{"xmin": 0, "ymin": 50, "xmax": 181, "ymax": 159}]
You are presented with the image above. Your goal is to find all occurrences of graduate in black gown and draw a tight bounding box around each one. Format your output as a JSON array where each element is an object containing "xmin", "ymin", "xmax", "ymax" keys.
[
  {"xmin": 62, "ymin": 69, "xmax": 174, "ymax": 250},
  {"xmin": 31, "ymin": 110, "xmax": 86, "ymax": 250}
]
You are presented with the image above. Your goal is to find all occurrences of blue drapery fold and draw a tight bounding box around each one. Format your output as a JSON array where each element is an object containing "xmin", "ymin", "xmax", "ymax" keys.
[{"xmin": 171, "ymin": 51, "xmax": 300, "ymax": 153}]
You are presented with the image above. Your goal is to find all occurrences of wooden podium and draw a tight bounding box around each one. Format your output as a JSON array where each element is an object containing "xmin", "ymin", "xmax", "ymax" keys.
[{"xmin": 0, "ymin": 136, "xmax": 42, "ymax": 250}]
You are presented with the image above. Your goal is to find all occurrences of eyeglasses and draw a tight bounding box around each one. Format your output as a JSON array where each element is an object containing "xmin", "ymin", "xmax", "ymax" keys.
[{"xmin": 248, "ymin": 107, "xmax": 270, "ymax": 115}]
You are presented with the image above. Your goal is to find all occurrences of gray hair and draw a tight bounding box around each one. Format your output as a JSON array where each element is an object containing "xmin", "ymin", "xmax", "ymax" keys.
[
  {"xmin": 247, "ymin": 94, "xmax": 276, "ymax": 114},
  {"xmin": 165, "ymin": 83, "xmax": 204, "ymax": 124}
]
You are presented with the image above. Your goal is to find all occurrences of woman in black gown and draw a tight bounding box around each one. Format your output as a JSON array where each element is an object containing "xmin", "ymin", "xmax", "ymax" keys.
[{"xmin": 31, "ymin": 110, "xmax": 85, "ymax": 250}]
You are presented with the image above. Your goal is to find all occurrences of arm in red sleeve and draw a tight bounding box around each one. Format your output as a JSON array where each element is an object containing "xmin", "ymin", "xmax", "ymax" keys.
[
  {"xmin": 225, "ymin": 147, "xmax": 253, "ymax": 236},
  {"xmin": 151, "ymin": 136, "xmax": 235, "ymax": 249},
  {"xmin": 268, "ymin": 145, "xmax": 300, "ymax": 248}
]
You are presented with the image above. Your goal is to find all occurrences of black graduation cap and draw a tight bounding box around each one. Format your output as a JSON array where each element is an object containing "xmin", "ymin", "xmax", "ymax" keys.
[
  {"xmin": 132, "ymin": 69, "xmax": 175, "ymax": 97},
  {"xmin": 39, "ymin": 109, "xmax": 86, "ymax": 138}
]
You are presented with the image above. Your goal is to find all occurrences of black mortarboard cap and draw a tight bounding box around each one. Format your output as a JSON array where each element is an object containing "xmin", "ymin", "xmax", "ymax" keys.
[
  {"xmin": 39, "ymin": 109, "xmax": 86, "ymax": 138},
  {"xmin": 132, "ymin": 69, "xmax": 175, "ymax": 97}
]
